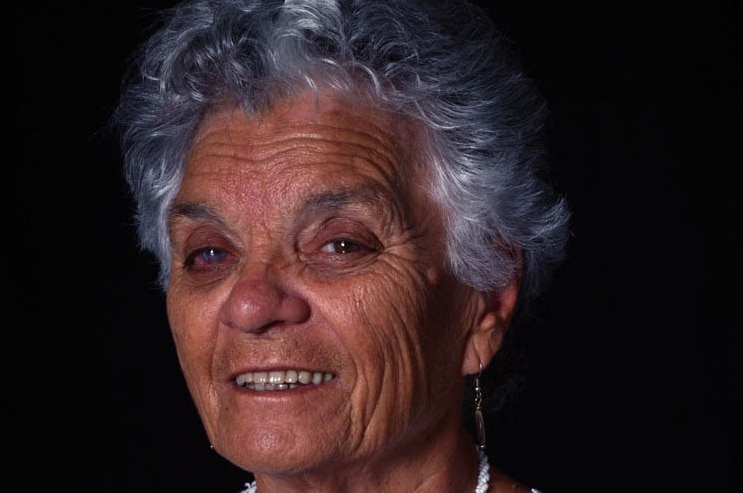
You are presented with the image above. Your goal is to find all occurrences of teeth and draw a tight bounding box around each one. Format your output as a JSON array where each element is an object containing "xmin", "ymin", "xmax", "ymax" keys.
[{"xmin": 236, "ymin": 370, "xmax": 334, "ymax": 391}]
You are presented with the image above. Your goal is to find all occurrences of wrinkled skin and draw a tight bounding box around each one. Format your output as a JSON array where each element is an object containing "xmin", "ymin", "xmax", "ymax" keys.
[{"xmin": 165, "ymin": 91, "xmax": 520, "ymax": 492}]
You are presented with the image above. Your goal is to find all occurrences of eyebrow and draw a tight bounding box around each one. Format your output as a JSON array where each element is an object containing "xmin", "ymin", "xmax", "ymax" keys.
[
  {"xmin": 169, "ymin": 202, "xmax": 225, "ymax": 224},
  {"xmin": 302, "ymin": 186, "xmax": 395, "ymax": 215},
  {"xmin": 167, "ymin": 184, "xmax": 402, "ymax": 232},
  {"xmin": 167, "ymin": 202, "xmax": 236, "ymax": 240}
]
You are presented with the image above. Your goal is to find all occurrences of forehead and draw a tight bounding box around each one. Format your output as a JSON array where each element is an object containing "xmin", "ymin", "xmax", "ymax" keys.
[
  {"xmin": 180, "ymin": 92, "xmax": 429, "ymax": 215},
  {"xmin": 190, "ymin": 93, "xmax": 421, "ymax": 174}
]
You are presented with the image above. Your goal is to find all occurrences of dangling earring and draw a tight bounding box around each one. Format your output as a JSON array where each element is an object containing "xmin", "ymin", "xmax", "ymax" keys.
[{"xmin": 474, "ymin": 363, "xmax": 486, "ymax": 450}]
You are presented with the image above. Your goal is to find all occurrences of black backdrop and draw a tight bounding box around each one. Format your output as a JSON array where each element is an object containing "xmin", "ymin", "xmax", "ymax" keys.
[{"xmin": 10, "ymin": 1, "xmax": 738, "ymax": 492}]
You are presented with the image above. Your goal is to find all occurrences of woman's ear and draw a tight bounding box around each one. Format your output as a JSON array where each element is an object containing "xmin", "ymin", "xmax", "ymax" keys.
[{"xmin": 461, "ymin": 252, "xmax": 522, "ymax": 375}]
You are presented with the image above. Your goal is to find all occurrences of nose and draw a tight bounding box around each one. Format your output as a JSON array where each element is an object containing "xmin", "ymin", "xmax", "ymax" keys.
[{"xmin": 219, "ymin": 263, "xmax": 310, "ymax": 334}]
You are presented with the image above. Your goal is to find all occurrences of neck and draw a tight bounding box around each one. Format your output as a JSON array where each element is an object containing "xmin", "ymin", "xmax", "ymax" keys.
[{"xmin": 251, "ymin": 429, "xmax": 485, "ymax": 493}]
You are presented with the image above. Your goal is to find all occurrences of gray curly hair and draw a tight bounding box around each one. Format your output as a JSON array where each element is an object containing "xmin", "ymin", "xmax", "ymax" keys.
[{"xmin": 113, "ymin": 0, "xmax": 571, "ymax": 308}]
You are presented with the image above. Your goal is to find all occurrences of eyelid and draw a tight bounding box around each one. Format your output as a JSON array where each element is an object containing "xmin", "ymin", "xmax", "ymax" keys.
[
  {"xmin": 313, "ymin": 217, "xmax": 382, "ymax": 248},
  {"xmin": 297, "ymin": 216, "xmax": 384, "ymax": 275},
  {"xmin": 171, "ymin": 222, "xmax": 241, "ymax": 274},
  {"xmin": 169, "ymin": 207, "xmax": 242, "ymax": 252}
]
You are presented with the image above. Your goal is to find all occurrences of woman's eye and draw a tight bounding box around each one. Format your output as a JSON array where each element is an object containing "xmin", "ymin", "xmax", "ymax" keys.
[
  {"xmin": 321, "ymin": 239, "xmax": 363, "ymax": 254},
  {"xmin": 184, "ymin": 247, "xmax": 232, "ymax": 268}
]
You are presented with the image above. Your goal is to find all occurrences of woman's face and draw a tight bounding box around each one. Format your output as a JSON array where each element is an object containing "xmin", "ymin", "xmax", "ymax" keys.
[{"xmin": 166, "ymin": 93, "xmax": 489, "ymax": 475}]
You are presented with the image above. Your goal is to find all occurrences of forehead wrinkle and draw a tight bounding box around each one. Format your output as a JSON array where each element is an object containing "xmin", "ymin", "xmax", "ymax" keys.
[
  {"xmin": 192, "ymin": 99, "xmax": 422, "ymax": 193},
  {"xmin": 189, "ymin": 129, "xmax": 404, "ymax": 196},
  {"xmin": 240, "ymin": 133, "xmax": 404, "ymax": 191},
  {"xmin": 184, "ymin": 99, "xmax": 425, "ymax": 227},
  {"xmin": 207, "ymin": 102, "xmax": 407, "ymax": 169}
]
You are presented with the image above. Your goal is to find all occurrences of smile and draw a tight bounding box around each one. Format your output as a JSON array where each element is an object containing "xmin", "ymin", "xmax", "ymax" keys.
[{"xmin": 236, "ymin": 370, "xmax": 335, "ymax": 391}]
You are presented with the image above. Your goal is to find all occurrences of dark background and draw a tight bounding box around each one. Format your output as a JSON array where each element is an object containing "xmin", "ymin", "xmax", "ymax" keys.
[{"xmin": 10, "ymin": 1, "xmax": 738, "ymax": 492}]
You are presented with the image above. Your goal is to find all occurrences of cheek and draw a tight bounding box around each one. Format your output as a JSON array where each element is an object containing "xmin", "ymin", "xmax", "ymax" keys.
[
  {"xmin": 352, "ymin": 270, "xmax": 469, "ymax": 397},
  {"xmin": 339, "ymin": 272, "xmax": 432, "ymax": 401},
  {"xmin": 166, "ymin": 284, "xmax": 219, "ymax": 380},
  {"xmin": 331, "ymin": 268, "xmax": 470, "ymax": 450},
  {"xmin": 352, "ymin": 274, "xmax": 424, "ymax": 352}
]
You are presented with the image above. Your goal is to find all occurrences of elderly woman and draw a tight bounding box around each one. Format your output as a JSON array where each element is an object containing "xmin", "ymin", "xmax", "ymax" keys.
[{"xmin": 114, "ymin": 0, "xmax": 570, "ymax": 491}]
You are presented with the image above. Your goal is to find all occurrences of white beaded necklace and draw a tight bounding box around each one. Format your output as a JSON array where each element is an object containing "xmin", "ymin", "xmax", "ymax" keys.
[
  {"xmin": 239, "ymin": 448, "xmax": 491, "ymax": 493},
  {"xmin": 474, "ymin": 448, "xmax": 491, "ymax": 493}
]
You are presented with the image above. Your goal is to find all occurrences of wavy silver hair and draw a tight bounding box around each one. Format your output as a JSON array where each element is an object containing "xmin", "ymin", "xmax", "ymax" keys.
[{"xmin": 114, "ymin": 0, "xmax": 571, "ymax": 307}]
